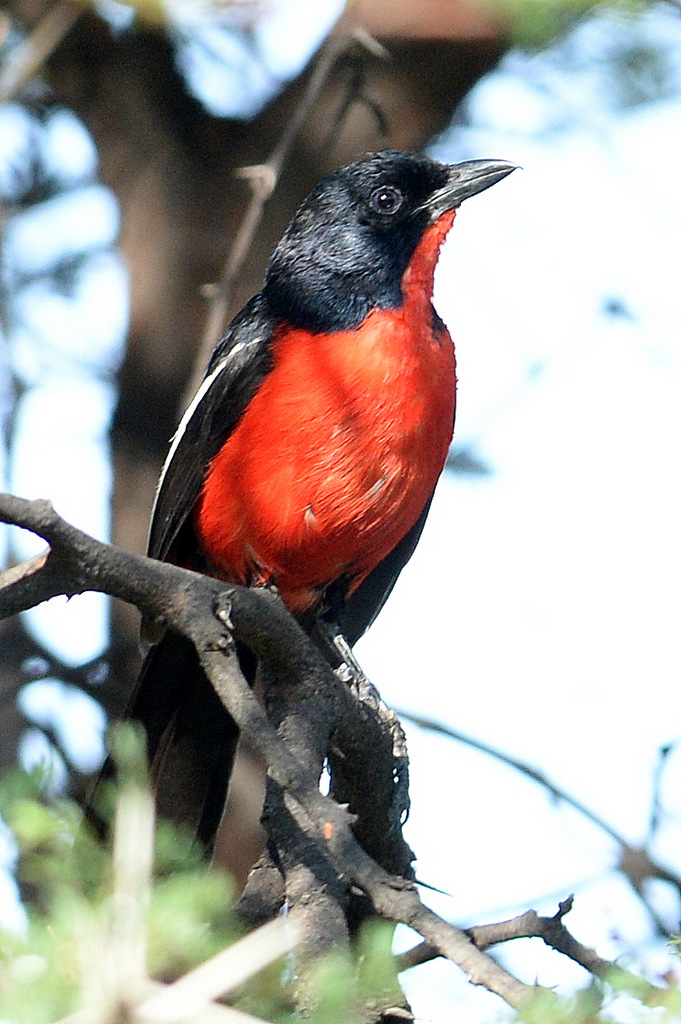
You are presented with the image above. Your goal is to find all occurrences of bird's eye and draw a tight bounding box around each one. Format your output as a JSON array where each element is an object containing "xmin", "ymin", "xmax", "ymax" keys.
[{"xmin": 369, "ymin": 186, "xmax": 403, "ymax": 215}]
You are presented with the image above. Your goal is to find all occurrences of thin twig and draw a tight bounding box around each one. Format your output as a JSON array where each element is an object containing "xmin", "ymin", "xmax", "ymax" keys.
[
  {"xmin": 0, "ymin": 1, "xmax": 81, "ymax": 104},
  {"xmin": 319, "ymin": 47, "xmax": 391, "ymax": 154},
  {"xmin": 399, "ymin": 707, "xmax": 681, "ymax": 932},
  {"xmin": 648, "ymin": 741, "xmax": 673, "ymax": 837},
  {"xmin": 399, "ymin": 709, "xmax": 625, "ymax": 843},
  {"xmin": 396, "ymin": 897, "xmax": 672, "ymax": 1008}
]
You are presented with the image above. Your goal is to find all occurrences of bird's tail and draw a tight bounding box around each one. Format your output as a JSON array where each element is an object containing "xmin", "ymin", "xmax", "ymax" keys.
[{"xmin": 88, "ymin": 632, "xmax": 240, "ymax": 855}]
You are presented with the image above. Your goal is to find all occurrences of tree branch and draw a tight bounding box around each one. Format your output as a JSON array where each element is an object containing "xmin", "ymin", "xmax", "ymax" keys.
[
  {"xmin": 396, "ymin": 897, "xmax": 671, "ymax": 1008},
  {"xmin": 0, "ymin": 1, "xmax": 81, "ymax": 105},
  {"xmin": 0, "ymin": 493, "xmax": 546, "ymax": 1012},
  {"xmin": 6, "ymin": 493, "xmax": 669, "ymax": 1017}
]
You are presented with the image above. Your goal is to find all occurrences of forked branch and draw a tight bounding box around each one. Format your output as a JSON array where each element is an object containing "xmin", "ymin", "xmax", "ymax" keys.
[{"xmin": 1, "ymin": 493, "xmax": 670, "ymax": 1018}]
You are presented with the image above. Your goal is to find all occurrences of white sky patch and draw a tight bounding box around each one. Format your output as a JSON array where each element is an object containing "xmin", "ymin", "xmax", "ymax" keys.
[
  {"xmin": 9, "ymin": 253, "xmax": 128, "ymax": 385},
  {"xmin": 2, "ymin": 185, "xmax": 120, "ymax": 279},
  {"xmin": 40, "ymin": 107, "xmax": 99, "ymax": 186},
  {"xmin": 0, "ymin": 868, "xmax": 27, "ymax": 935},
  {"xmin": 254, "ymin": 0, "xmax": 345, "ymax": 79},
  {"xmin": 9, "ymin": 380, "xmax": 116, "ymax": 665},
  {"xmin": 170, "ymin": 0, "xmax": 344, "ymax": 118},
  {"xmin": 18, "ymin": 679, "xmax": 106, "ymax": 772}
]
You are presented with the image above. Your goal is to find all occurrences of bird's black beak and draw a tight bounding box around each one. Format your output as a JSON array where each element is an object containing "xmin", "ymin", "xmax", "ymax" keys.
[{"xmin": 423, "ymin": 159, "xmax": 518, "ymax": 220}]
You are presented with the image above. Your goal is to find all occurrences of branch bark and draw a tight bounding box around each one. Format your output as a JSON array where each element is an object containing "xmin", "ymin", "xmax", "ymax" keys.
[{"xmin": 397, "ymin": 896, "xmax": 671, "ymax": 1008}]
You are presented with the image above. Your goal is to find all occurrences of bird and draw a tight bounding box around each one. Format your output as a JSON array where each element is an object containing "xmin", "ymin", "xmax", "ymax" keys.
[{"xmin": 125, "ymin": 150, "xmax": 516, "ymax": 854}]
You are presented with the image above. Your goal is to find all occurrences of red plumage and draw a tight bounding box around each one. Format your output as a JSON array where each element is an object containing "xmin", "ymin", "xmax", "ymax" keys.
[{"xmin": 195, "ymin": 210, "xmax": 457, "ymax": 611}]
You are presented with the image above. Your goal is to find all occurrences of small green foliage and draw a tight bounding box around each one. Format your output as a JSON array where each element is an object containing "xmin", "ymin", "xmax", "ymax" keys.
[
  {"xmin": 515, "ymin": 967, "xmax": 681, "ymax": 1023},
  {"xmin": 295, "ymin": 947, "xmax": 361, "ymax": 1024},
  {"xmin": 106, "ymin": 718, "xmax": 149, "ymax": 787},
  {"xmin": 0, "ymin": 779, "xmax": 103, "ymax": 1021},
  {"xmin": 480, "ymin": 0, "xmax": 646, "ymax": 48},
  {"xmin": 0, "ymin": 766, "xmax": 107, "ymax": 904},
  {"xmin": 356, "ymin": 920, "xmax": 406, "ymax": 1013},
  {"xmin": 0, "ymin": 908, "xmax": 81, "ymax": 1022},
  {"xmin": 518, "ymin": 983, "xmax": 603, "ymax": 1024},
  {"xmin": 153, "ymin": 817, "xmax": 207, "ymax": 875},
  {"xmin": 148, "ymin": 868, "xmax": 237, "ymax": 977},
  {"xmin": 604, "ymin": 960, "xmax": 681, "ymax": 1017},
  {"xmin": 0, "ymin": 728, "xmax": 240, "ymax": 1021},
  {"xmin": 1, "ymin": 725, "xmax": 679, "ymax": 1023}
]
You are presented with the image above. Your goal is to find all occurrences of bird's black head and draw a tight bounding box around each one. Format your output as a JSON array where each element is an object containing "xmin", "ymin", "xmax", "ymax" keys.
[{"xmin": 263, "ymin": 150, "xmax": 516, "ymax": 334}]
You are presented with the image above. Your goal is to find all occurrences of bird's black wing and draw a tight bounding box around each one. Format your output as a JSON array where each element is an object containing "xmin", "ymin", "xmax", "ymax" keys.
[
  {"xmin": 148, "ymin": 293, "xmax": 276, "ymax": 564},
  {"xmin": 337, "ymin": 497, "xmax": 434, "ymax": 647},
  {"xmin": 128, "ymin": 631, "xmax": 243, "ymax": 850},
  {"xmin": 115, "ymin": 294, "xmax": 275, "ymax": 854}
]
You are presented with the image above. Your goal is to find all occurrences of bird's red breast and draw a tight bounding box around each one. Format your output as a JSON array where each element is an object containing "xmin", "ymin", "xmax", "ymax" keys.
[{"xmin": 194, "ymin": 209, "xmax": 457, "ymax": 612}]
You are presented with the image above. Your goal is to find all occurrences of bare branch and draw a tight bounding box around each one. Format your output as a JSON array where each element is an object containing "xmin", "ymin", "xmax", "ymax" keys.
[
  {"xmin": 399, "ymin": 707, "xmax": 681, "ymax": 933},
  {"xmin": 397, "ymin": 898, "xmax": 671, "ymax": 1008},
  {"xmin": 0, "ymin": 2, "xmax": 81, "ymax": 104},
  {"xmin": 0, "ymin": 493, "xmax": 544, "ymax": 1012}
]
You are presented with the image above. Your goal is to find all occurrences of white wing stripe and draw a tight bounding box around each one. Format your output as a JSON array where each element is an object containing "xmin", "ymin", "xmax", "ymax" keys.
[{"xmin": 152, "ymin": 343, "xmax": 246, "ymax": 509}]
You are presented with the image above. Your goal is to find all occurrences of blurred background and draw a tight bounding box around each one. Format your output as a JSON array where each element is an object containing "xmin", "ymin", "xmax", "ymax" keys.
[{"xmin": 1, "ymin": 0, "xmax": 679, "ymax": 1020}]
